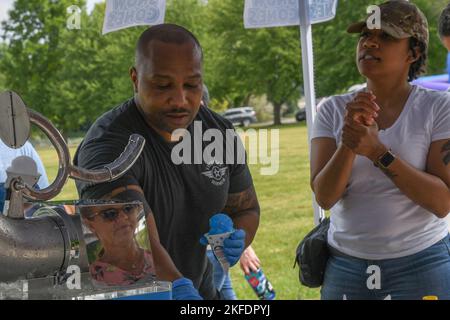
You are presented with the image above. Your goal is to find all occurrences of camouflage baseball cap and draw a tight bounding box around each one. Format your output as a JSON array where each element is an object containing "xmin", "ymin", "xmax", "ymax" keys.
[{"xmin": 347, "ymin": 0, "xmax": 428, "ymax": 47}]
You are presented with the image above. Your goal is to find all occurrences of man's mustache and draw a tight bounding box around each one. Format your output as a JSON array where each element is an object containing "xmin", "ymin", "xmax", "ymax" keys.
[{"xmin": 165, "ymin": 108, "xmax": 191, "ymax": 114}]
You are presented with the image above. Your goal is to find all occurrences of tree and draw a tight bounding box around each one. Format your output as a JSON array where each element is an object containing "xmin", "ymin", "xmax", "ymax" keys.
[
  {"xmin": 0, "ymin": 43, "xmax": 6, "ymax": 91},
  {"xmin": 165, "ymin": 0, "xmax": 207, "ymax": 38},
  {"xmin": 2, "ymin": 0, "xmax": 446, "ymax": 134},
  {"xmin": 47, "ymin": 2, "xmax": 143, "ymax": 135},
  {"xmin": 0, "ymin": 0, "xmax": 211, "ymax": 135},
  {"xmin": 204, "ymin": 0, "xmax": 303, "ymax": 125},
  {"xmin": 0, "ymin": 0, "xmax": 88, "ymax": 137},
  {"xmin": 0, "ymin": 0, "xmax": 93, "ymax": 136},
  {"xmin": 0, "ymin": 0, "xmax": 148, "ymax": 136},
  {"xmin": 415, "ymin": 0, "xmax": 449, "ymax": 75}
]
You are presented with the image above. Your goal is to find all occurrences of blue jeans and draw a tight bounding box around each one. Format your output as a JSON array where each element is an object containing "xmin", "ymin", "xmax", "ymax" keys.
[
  {"xmin": 321, "ymin": 234, "xmax": 450, "ymax": 300},
  {"xmin": 206, "ymin": 249, "xmax": 237, "ymax": 300}
]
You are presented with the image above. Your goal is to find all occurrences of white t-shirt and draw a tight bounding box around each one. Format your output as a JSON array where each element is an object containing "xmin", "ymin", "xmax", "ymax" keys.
[
  {"xmin": 312, "ymin": 85, "xmax": 450, "ymax": 259},
  {"xmin": 0, "ymin": 140, "xmax": 49, "ymax": 189}
]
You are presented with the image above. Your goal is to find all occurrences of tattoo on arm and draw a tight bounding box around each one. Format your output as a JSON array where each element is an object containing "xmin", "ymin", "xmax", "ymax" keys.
[
  {"xmin": 441, "ymin": 140, "xmax": 450, "ymax": 166},
  {"xmin": 379, "ymin": 167, "xmax": 398, "ymax": 179},
  {"xmin": 223, "ymin": 186, "xmax": 260, "ymax": 219}
]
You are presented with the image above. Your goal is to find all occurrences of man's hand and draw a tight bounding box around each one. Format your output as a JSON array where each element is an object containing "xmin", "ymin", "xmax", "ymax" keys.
[
  {"xmin": 223, "ymin": 229, "xmax": 246, "ymax": 266},
  {"xmin": 239, "ymin": 246, "xmax": 260, "ymax": 275},
  {"xmin": 172, "ymin": 277, "xmax": 203, "ymax": 300}
]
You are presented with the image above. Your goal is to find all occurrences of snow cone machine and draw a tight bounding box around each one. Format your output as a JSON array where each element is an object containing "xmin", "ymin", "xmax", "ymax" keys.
[{"xmin": 0, "ymin": 91, "xmax": 171, "ymax": 299}]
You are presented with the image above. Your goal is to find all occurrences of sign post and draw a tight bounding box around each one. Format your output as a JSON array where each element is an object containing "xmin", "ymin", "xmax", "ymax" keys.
[
  {"xmin": 244, "ymin": 0, "xmax": 338, "ymax": 225},
  {"xmin": 298, "ymin": 0, "xmax": 323, "ymax": 225}
]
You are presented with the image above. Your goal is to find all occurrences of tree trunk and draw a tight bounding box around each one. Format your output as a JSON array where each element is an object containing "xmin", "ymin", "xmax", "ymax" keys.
[
  {"xmin": 273, "ymin": 102, "xmax": 282, "ymax": 126},
  {"xmin": 242, "ymin": 94, "xmax": 252, "ymax": 106}
]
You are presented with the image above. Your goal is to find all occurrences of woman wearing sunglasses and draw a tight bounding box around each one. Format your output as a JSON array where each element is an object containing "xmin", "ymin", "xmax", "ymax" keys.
[
  {"xmin": 311, "ymin": 1, "xmax": 450, "ymax": 299},
  {"xmin": 81, "ymin": 202, "xmax": 155, "ymax": 286}
]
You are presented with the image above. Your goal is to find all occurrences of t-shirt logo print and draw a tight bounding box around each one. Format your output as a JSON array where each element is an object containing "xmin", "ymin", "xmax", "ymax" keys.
[{"xmin": 201, "ymin": 164, "xmax": 228, "ymax": 186}]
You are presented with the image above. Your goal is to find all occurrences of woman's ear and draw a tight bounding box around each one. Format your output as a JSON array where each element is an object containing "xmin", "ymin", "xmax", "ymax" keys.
[{"xmin": 408, "ymin": 46, "xmax": 421, "ymax": 64}]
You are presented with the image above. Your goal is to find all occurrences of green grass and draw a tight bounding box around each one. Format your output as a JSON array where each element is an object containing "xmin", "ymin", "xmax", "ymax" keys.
[{"xmin": 36, "ymin": 122, "xmax": 320, "ymax": 300}]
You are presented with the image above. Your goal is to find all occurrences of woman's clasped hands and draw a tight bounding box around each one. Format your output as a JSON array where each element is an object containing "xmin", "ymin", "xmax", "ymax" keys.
[{"xmin": 342, "ymin": 91, "xmax": 387, "ymax": 161}]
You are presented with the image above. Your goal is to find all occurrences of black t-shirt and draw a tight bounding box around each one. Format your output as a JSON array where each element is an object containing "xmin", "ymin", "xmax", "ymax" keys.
[{"xmin": 74, "ymin": 98, "xmax": 253, "ymax": 299}]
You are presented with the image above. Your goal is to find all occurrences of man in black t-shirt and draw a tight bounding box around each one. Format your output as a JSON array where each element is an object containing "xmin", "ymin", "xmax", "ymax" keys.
[{"xmin": 74, "ymin": 24, "xmax": 260, "ymax": 300}]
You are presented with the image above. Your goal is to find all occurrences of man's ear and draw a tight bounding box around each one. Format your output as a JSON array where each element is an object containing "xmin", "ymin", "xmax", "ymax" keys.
[{"xmin": 130, "ymin": 66, "xmax": 138, "ymax": 93}]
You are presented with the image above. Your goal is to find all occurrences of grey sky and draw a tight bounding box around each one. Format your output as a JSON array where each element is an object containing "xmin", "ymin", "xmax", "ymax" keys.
[{"xmin": 0, "ymin": 0, "xmax": 15, "ymax": 25}]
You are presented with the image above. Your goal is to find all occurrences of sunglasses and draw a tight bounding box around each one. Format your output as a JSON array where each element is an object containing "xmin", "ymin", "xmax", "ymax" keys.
[{"xmin": 94, "ymin": 204, "xmax": 140, "ymax": 222}]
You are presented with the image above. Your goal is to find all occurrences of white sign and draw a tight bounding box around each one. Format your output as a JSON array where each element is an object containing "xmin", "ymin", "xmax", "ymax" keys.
[
  {"xmin": 244, "ymin": 0, "xmax": 338, "ymax": 29},
  {"xmin": 309, "ymin": 0, "xmax": 338, "ymax": 23},
  {"xmin": 102, "ymin": 0, "xmax": 166, "ymax": 35}
]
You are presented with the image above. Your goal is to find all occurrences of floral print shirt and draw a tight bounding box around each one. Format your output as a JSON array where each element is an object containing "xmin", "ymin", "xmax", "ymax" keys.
[{"xmin": 89, "ymin": 250, "xmax": 155, "ymax": 286}]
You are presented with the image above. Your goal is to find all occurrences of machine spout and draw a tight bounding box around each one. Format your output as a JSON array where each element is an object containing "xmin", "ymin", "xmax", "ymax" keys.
[
  {"xmin": 0, "ymin": 206, "xmax": 88, "ymax": 283},
  {"xmin": 0, "ymin": 213, "xmax": 65, "ymax": 282}
]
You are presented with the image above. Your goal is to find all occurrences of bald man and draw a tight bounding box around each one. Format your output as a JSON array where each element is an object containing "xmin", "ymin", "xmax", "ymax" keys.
[{"xmin": 74, "ymin": 24, "xmax": 260, "ymax": 300}]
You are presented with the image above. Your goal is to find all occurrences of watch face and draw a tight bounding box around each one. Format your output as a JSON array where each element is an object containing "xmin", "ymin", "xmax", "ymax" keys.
[{"xmin": 379, "ymin": 151, "xmax": 395, "ymax": 168}]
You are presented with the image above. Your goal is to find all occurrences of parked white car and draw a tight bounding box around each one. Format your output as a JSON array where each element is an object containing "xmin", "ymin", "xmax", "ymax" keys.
[{"xmin": 222, "ymin": 107, "xmax": 257, "ymax": 127}]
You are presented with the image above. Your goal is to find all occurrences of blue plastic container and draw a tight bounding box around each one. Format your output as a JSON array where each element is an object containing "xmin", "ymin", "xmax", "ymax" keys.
[
  {"xmin": 244, "ymin": 268, "xmax": 275, "ymax": 300},
  {"xmin": 0, "ymin": 183, "xmax": 5, "ymax": 213}
]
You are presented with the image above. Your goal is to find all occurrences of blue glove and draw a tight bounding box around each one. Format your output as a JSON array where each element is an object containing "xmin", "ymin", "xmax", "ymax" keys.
[
  {"xmin": 172, "ymin": 277, "xmax": 203, "ymax": 300},
  {"xmin": 199, "ymin": 234, "xmax": 208, "ymax": 246},
  {"xmin": 223, "ymin": 229, "xmax": 246, "ymax": 266}
]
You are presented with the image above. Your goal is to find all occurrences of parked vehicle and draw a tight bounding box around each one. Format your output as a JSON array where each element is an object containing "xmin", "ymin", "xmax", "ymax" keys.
[
  {"xmin": 222, "ymin": 107, "xmax": 257, "ymax": 127},
  {"xmin": 295, "ymin": 108, "xmax": 306, "ymax": 122},
  {"xmin": 295, "ymin": 98, "xmax": 325, "ymax": 122}
]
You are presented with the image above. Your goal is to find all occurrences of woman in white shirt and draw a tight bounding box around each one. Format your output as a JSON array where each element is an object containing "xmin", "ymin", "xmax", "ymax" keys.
[{"xmin": 311, "ymin": 1, "xmax": 450, "ymax": 299}]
